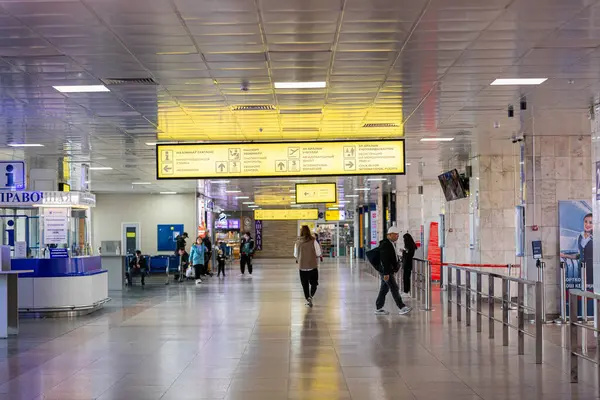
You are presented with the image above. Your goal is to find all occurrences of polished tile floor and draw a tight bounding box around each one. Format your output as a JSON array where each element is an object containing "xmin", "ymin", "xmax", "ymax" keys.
[{"xmin": 0, "ymin": 259, "xmax": 598, "ymax": 399}]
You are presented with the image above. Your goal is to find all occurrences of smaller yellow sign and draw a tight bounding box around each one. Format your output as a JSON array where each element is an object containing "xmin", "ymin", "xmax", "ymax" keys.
[
  {"xmin": 295, "ymin": 183, "xmax": 337, "ymax": 204},
  {"xmin": 255, "ymin": 209, "xmax": 319, "ymax": 220},
  {"xmin": 255, "ymin": 194, "xmax": 292, "ymax": 206},
  {"xmin": 325, "ymin": 210, "xmax": 340, "ymax": 221},
  {"xmin": 126, "ymin": 232, "xmax": 136, "ymax": 238}
]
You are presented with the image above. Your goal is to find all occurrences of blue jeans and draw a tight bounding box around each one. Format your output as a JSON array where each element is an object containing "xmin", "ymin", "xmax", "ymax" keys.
[{"xmin": 375, "ymin": 273, "xmax": 405, "ymax": 310}]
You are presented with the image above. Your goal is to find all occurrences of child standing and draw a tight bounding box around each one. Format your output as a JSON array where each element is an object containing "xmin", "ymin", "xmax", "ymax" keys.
[
  {"xmin": 217, "ymin": 249, "xmax": 226, "ymax": 277},
  {"xmin": 190, "ymin": 237, "xmax": 207, "ymax": 285}
]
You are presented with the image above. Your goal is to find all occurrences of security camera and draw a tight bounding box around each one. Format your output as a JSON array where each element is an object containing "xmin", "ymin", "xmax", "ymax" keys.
[
  {"xmin": 240, "ymin": 80, "xmax": 250, "ymax": 91},
  {"xmin": 510, "ymin": 134, "xmax": 524, "ymax": 143}
]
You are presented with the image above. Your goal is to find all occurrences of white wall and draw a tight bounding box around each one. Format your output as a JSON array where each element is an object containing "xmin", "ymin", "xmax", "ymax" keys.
[{"xmin": 92, "ymin": 193, "xmax": 196, "ymax": 255}]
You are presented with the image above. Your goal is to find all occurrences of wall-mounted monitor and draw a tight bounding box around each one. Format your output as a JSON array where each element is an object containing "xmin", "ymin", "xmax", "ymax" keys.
[{"xmin": 438, "ymin": 169, "xmax": 468, "ymax": 202}]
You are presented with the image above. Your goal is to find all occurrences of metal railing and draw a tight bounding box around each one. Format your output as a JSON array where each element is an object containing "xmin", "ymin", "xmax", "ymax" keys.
[
  {"xmin": 568, "ymin": 289, "xmax": 600, "ymax": 383},
  {"xmin": 408, "ymin": 258, "xmax": 432, "ymax": 311},
  {"xmin": 445, "ymin": 264, "xmax": 543, "ymax": 364}
]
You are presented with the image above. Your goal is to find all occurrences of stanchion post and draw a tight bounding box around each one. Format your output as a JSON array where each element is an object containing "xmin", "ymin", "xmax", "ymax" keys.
[
  {"xmin": 489, "ymin": 275, "xmax": 495, "ymax": 339},
  {"xmin": 517, "ymin": 282, "xmax": 524, "ymax": 355},
  {"xmin": 560, "ymin": 262, "xmax": 567, "ymax": 323},
  {"xmin": 447, "ymin": 266, "xmax": 453, "ymax": 318},
  {"xmin": 502, "ymin": 277, "xmax": 509, "ymax": 346},
  {"xmin": 456, "ymin": 269, "xmax": 462, "ymax": 322},
  {"xmin": 570, "ymin": 292, "xmax": 579, "ymax": 383},
  {"xmin": 581, "ymin": 262, "xmax": 587, "ymax": 323},
  {"xmin": 537, "ymin": 261, "xmax": 546, "ymax": 323},
  {"xmin": 535, "ymin": 280, "xmax": 543, "ymax": 364},
  {"xmin": 465, "ymin": 270, "xmax": 471, "ymax": 326},
  {"xmin": 425, "ymin": 261, "xmax": 432, "ymax": 311},
  {"xmin": 476, "ymin": 273, "xmax": 482, "ymax": 333}
]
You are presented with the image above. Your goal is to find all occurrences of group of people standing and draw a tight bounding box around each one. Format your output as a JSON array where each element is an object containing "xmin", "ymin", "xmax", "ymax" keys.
[
  {"xmin": 175, "ymin": 232, "xmax": 225, "ymax": 284},
  {"xmin": 293, "ymin": 224, "xmax": 416, "ymax": 315}
]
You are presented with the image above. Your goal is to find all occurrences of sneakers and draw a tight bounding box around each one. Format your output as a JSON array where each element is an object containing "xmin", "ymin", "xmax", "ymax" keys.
[
  {"xmin": 399, "ymin": 306, "xmax": 413, "ymax": 315},
  {"xmin": 374, "ymin": 309, "xmax": 390, "ymax": 315},
  {"xmin": 401, "ymin": 292, "xmax": 411, "ymax": 299},
  {"xmin": 306, "ymin": 297, "xmax": 313, "ymax": 308},
  {"xmin": 195, "ymin": 279, "xmax": 202, "ymax": 285}
]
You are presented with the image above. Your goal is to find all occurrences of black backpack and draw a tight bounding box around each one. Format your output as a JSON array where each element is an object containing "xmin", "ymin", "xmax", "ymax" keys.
[{"xmin": 366, "ymin": 247, "xmax": 381, "ymax": 272}]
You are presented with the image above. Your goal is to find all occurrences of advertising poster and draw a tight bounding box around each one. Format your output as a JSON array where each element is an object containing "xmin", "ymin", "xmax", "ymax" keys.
[{"xmin": 559, "ymin": 200, "xmax": 593, "ymax": 317}]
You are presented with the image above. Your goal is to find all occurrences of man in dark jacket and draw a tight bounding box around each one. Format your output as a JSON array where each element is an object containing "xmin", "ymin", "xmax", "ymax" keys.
[
  {"xmin": 175, "ymin": 232, "xmax": 188, "ymax": 254},
  {"xmin": 126, "ymin": 250, "xmax": 147, "ymax": 287},
  {"xmin": 375, "ymin": 227, "xmax": 412, "ymax": 316},
  {"xmin": 202, "ymin": 234, "xmax": 213, "ymax": 276}
]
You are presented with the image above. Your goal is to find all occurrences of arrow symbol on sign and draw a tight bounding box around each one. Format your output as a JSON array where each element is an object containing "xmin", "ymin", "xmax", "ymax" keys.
[
  {"xmin": 163, "ymin": 165, "xmax": 172, "ymax": 172},
  {"xmin": 218, "ymin": 163, "xmax": 226, "ymax": 172},
  {"xmin": 304, "ymin": 192, "xmax": 310, "ymax": 196},
  {"xmin": 346, "ymin": 161, "xmax": 354, "ymax": 168},
  {"xmin": 277, "ymin": 162, "xmax": 285, "ymax": 170}
]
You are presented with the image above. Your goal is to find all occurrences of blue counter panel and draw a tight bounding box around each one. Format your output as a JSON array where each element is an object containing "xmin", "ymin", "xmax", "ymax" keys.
[{"xmin": 11, "ymin": 256, "xmax": 104, "ymax": 277}]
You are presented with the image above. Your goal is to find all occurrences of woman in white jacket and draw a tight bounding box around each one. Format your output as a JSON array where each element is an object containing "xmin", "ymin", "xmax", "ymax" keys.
[{"xmin": 294, "ymin": 225, "xmax": 322, "ymax": 307}]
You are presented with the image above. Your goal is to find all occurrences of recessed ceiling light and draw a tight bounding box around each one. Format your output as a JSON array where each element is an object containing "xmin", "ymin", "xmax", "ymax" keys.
[
  {"xmin": 420, "ymin": 138, "xmax": 454, "ymax": 142},
  {"xmin": 490, "ymin": 78, "xmax": 547, "ymax": 86},
  {"xmin": 274, "ymin": 81, "xmax": 326, "ymax": 89},
  {"xmin": 225, "ymin": 190, "xmax": 241, "ymax": 193},
  {"xmin": 132, "ymin": 182, "xmax": 151, "ymax": 185},
  {"xmin": 211, "ymin": 180, "xmax": 230, "ymax": 184},
  {"xmin": 53, "ymin": 85, "xmax": 110, "ymax": 93},
  {"xmin": 89, "ymin": 167, "xmax": 113, "ymax": 170},
  {"xmin": 160, "ymin": 191, "xmax": 177, "ymax": 195},
  {"xmin": 235, "ymin": 196, "xmax": 250, "ymax": 199},
  {"xmin": 354, "ymin": 188, "xmax": 370, "ymax": 191},
  {"xmin": 8, "ymin": 143, "xmax": 44, "ymax": 147}
]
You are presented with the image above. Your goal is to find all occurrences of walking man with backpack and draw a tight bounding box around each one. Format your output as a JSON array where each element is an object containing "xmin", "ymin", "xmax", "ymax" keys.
[{"xmin": 374, "ymin": 227, "xmax": 412, "ymax": 316}]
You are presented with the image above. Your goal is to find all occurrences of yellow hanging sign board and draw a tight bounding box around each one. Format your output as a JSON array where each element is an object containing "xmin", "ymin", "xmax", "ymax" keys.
[
  {"xmin": 254, "ymin": 209, "xmax": 319, "ymax": 220},
  {"xmin": 325, "ymin": 210, "xmax": 340, "ymax": 221},
  {"xmin": 254, "ymin": 194, "xmax": 293, "ymax": 206},
  {"xmin": 156, "ymin": 140, "xmax": 405, "ymax": 179},
  {"xmin": 295, "ymin": 183, "xmax": 337, "ymax": 204}
]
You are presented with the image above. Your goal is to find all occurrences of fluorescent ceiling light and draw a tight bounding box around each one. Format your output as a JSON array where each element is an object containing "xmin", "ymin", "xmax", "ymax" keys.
[
  {"xmin": 328, "ymin": 207, "xmax": 339, "ymax": 210},
  {"xmin": 146, "ymin": 142, "xmax": 157, "ymax": 146},
  {"xmin": 354, "ymin": 188, "xmax": 370, "ymax": 191},
  {"xmin": 53, "ymin": 85, "xmax": 110, "ymax": 93},
  {"xmin": 420, "ymin": 138, "xmax": 454, "ymax": 142},
  {"xmin": 160, "ymin": 191, "xmax": 177, "ymax": 195},
  {"xmin": 367, "ymin": 178, "xmax": 387, "ymax": 181},
  {"xmin": 242, "ymin": 201, "xmax": 254, "ymax": 205},
  {"xmin": 235, "ymin": 196, "xmax": 250, "ymax": 199},
  {"xmin": 211, "ymin": 180, "xmax": 230, "ymax": 184},
  {"xmin": 346, "ymin": 194, "xmax": 359, "ymax": 198},
  {"xmin": 8, "ymin": 143, "xmax": 44, "ymax": 147},
  {"xmin": 89, "ymin": 167, "xmax": 113, "ymax": 170},
  {"xmin": 248, "ymin": 205, "xmax": 259, "ymax": 208},
  {"xmin": 490, "ymin": 78, "xmax": 547, "ymax": 86},
  {"xmin": 289, "ymin": 189, "xmax": 296, "ymax": 193},
  {"xmin": 132, "ymin": 182, "xmax": 151, "ymax": 185},
  {"xmin": 290, "ymin": 179, "xmax": 309, "ymax": 183},
  {"xmin": 274, "ymin": 81, "xmax": 326, "ymax": 89},
  {"xmin": 291, "ymin": 205, "xmax": 303, "ymax": 208},
  {"xmin": 225, "ymin": 190, "xmax": 241, "ymax": 193}
]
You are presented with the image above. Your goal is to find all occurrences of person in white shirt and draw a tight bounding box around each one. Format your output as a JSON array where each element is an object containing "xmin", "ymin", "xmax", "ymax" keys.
[{"xmin": 294, "ymin": 225, "xmax": 322, "ymax": 308}]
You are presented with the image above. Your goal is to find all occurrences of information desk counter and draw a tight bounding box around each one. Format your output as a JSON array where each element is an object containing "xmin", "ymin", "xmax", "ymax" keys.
[{"xmin": 11, "ymin": 256, "xmax": 109, "ymax": 317}]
